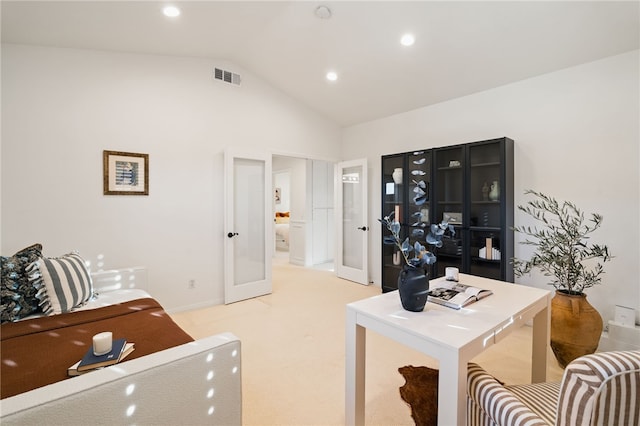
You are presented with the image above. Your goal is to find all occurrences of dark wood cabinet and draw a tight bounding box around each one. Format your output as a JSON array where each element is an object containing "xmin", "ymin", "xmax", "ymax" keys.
[
  {"xmin": 381, "ymin": 150, "xmax": 431, "ymax": 293},
  {"xmin": 381, "ymin": 137, "xmax": 513, "ymax": 293}
]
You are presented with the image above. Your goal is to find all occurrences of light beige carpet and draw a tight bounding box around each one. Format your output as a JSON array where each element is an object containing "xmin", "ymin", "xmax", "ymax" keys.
[{"xmin": 170, "ymin": 257, "xmax": 563, "ymax": 425}]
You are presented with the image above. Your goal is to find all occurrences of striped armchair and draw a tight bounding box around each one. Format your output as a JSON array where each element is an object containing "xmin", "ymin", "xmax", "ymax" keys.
[{"xmin": 467, "ymin": 350, "xmax": 640, "ymax": 426}]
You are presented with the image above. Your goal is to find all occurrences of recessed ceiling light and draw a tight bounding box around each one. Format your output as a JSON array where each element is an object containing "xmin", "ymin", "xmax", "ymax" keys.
[
  {"xmin": 315, "ymin": 5, "xmax": 332, "ymax": 20},
  {"xmin": 326, "ymin": 71, "xmax": 338, "ymax": 82},
  {"xmin": 163, "ymin": 6, "xmax": 181, "ymax": 18},
  {"xmin": 400, "ymin": 33, "xmax": 415, "ymax": 47}
]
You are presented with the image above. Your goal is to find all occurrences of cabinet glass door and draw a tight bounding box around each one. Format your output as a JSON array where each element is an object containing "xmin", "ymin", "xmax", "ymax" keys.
[
  {"xmin": 434, "ymin": 146, "xmax": 464, "ymax": 277},
  {"xmin": 381, "ymin": 154, "xmax": 404, "ymax": 292},
  {"xmin": 381, "ymin": 150, "xmax": 431, "ymax": 291},
  {"xmin": 469, "ymin": 142, "xmax": 502, "ymax": 280}
]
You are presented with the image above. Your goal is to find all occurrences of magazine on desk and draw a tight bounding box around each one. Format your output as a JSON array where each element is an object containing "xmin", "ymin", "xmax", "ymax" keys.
[{"xmin": 427, "ymin": 280, "xmax": 493, "ymax": 310}]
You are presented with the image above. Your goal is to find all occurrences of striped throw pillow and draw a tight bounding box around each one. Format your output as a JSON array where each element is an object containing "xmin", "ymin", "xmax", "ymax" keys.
[{"xmin": 27, "ymin": 252, "xmax": 93, "ymax": 315}]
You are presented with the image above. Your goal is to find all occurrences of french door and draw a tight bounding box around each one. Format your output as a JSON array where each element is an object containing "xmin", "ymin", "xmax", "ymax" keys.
[
  {"xmin": 336, "ymin": 159, "xmax": 369, "ymax": 285},
  {"xmin": 224, "ymin": 149, "xmax": 272, "ymax": 303}
]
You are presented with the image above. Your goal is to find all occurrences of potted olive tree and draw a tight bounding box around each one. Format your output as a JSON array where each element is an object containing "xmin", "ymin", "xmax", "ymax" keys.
[{"xmin": 512, "ymin": 190, "xmax": 612, "ymax": 367}]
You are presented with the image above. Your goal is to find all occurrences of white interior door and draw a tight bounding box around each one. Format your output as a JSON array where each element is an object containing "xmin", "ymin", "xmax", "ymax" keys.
[
  {"xmin": 336, "ymin": 159, "xmax": 369, "ymax": 284},
  {"xmin": 224, "ymin": 149, "xmax": 272, "ymax": 304}
]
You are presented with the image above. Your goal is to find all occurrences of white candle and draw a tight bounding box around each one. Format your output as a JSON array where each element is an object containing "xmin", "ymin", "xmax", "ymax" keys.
[
  {"xmin": 445, "ymin": 267, "xmax": 459, "ymax": 282},
  {"xmin": 93, "ymin": 332, "xmax": 112, "ymax": 356}
]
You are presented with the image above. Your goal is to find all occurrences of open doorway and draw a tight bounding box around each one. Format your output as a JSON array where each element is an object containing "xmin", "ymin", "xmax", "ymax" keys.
[
  {"xmin": 272, "ymin": 155, "xmax": 335, "ymax": 271},
  {"xmin": 273, "ymin": 170, "xmax": 291, "ymax": 253}
]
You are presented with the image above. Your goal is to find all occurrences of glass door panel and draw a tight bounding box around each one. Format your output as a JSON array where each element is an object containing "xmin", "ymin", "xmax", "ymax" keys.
[
  {"xmin": 342, "ymin": 166, "xmax": 363, "ymax": 270},
  {"xmin": 434, "ymin": 146, "xmax": 464, "ymax": 277},
  {"xmin": 469, "ymin": 143, "xmax": 501, "ymax": 228},
  {"xmin": 336, "ymin": 159, "xmax": 368, "ymax": 285},
  {"xmin": 381, "ymin": 154, "xmax": 404, "ymax": 292},
  {"xmin": 233, "ymin": 158, "xmax": 266, "ymax": 284},
  {"xmin": 224, "ymin": 150, "xmax": 272, "ymax": 304}
]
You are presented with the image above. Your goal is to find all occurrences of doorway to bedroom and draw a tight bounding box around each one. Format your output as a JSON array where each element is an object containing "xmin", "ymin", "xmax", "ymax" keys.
[{"xmin": 272, "ymin": 155, "xmax": 335, "ymax": 272}]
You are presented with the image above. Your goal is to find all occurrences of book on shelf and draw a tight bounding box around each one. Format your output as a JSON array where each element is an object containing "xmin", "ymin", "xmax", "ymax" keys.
[
  {"xmin": 68, "ymin": 340, "xmax": 134, "ymax": 376},
  {"xmin": 427, "ymin": 280, "xmax": 493, "ymax": 310},
  {"xmin": 479, "ymin": 246, "xmax": 501, "ymax": 260}
]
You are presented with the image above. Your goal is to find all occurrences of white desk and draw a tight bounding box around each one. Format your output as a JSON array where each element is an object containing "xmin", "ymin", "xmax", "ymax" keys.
[{"xmin": 345, "ymin": 274, "xmax": 550, "ymax": 426}]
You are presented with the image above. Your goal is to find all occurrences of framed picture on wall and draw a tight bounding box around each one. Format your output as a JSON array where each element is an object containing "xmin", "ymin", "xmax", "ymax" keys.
[{"xmin": 103, "ymin": 150, "xmax": 149, "ymax": 195}]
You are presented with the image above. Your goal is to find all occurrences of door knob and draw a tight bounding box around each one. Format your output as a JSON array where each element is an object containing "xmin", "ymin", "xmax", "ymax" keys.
[
  {"xmin": 357, "ymin": 226, "xmax": 368, "ymax": 231},
  {"xmin": 227, "ymin": 232, "xmax": 239, "ymax": 238}
]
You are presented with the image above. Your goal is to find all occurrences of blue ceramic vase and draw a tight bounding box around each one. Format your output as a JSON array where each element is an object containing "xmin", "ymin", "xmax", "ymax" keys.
[{"xmin": 398, "ymin": 265, "xmax": 429, "ymax": 312}]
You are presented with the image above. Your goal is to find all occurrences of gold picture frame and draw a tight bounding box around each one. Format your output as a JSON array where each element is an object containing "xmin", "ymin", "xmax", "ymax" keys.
[{"xmin": 103, "ymin": 150, "xmax": 149, "ymax": 195}]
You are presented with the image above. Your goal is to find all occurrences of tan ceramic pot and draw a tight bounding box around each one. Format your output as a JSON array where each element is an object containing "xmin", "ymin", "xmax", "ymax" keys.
[{"xmin": 550, "ymin": 290, "xmax": 603, "ymax": 368}]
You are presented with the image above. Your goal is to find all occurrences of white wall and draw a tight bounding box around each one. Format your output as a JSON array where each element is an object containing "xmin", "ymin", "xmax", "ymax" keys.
[
  {"xmin": 1, "ymin": 44, "xmax": 342, "ymax": 311},
  {"xmin": 3, "ymin": 43, "xmax": 637, "ymax": 323},
  {"xmin": 342, "ymin": 50, "xmax": 640, "ymax": 325}
]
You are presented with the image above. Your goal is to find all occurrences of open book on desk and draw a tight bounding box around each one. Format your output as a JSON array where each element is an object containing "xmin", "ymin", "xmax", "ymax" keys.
[{"xmin": 427, "ymin": 280, "xmax": 493, "ymax": 310}]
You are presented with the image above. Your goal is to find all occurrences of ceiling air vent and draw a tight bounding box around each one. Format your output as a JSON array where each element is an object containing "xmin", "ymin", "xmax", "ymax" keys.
[{"xmin": 214, "ymin": 68, "xmax": 241, "ymax": 86}]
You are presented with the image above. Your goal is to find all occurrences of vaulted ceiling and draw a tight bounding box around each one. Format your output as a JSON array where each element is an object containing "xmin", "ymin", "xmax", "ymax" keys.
[{"xmin": 2, "ymin": 1, "xmax": 639, "ymax": 126}]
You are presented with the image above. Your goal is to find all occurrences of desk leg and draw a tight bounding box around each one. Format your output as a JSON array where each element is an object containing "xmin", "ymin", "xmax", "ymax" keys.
[
  {"xmin": 346, "ymin": 309, "xmax": 365, "ymax": 426},
  {"xmin": 531, "ymin": 303, "xmax": 549, "ymax": 383},
  {"xmin": 437, "ymin": 353, "xmax": 465, "ymax": 426}
]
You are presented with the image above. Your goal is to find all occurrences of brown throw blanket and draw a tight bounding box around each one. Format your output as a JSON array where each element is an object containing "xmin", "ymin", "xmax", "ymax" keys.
[{"xmin": 1, "ymin": 298, "xmax": 194, "ymax": 399}]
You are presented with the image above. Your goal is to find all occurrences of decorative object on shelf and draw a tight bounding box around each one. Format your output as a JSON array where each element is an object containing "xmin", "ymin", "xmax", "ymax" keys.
[
  {"xmin": 488, "ymin": 180, "xmax": 499, "ymax": 201},
  {"xmin": 442, "ymin": 212, "xmax": 462, "ymax": 225},
  {"xmin": 512, "ymin": 190, "xmax": 612, "ymax": 367},
  {"xmin": 412, "ymin": 180, "xmax": 428, "ymax": 205},
  {"xmin": 485, "ymin": 238, "xmax": 493, "ymax": 260},
  {"xmin": 479, "ymin": 246, "xmax": 501, "ymax": 260},
  {"xmin": 103, "ymin": 150, "xmax": 149, "ymax": 196},
  {"xmin": 482, "ymin": 182, "xmax": 489, "ymax": 201},
  {"xmin": 379, "ymin": 212, "xmax": 455, "ymax": 312},
  {"xmin": 421, "ymin": 208, "xmax": 429, "ymax": 223},
  {"xmin": 393, "ymin": 168, "xmax": 403, "ymax": 184}
]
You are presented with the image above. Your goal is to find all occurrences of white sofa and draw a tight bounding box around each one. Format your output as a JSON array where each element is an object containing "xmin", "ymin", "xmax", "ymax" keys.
[
  {"xmin": 1, "ymin": 332, "xmax": 242, "ymax": 425},
  {"xmin": 1, "ymin": 268, "xmax": 242, "ymax": 425}
]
